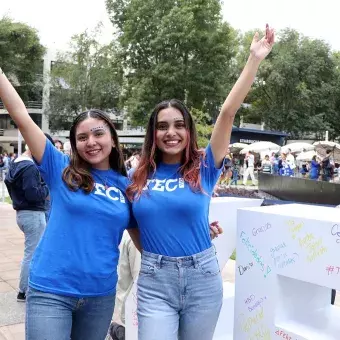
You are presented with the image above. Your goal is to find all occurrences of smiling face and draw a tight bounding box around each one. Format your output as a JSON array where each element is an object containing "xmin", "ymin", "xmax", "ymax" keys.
[
  {"xmin": 75, "ymin": 117, "xmax": 115, "ymax": 170},
  {"xmin": 155, "ymin": 107, "xmax": 188, "ymax": 164}
]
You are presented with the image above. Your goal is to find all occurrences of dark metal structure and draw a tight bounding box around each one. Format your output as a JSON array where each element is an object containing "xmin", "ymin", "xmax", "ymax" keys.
[{"xmin": 258, "ymin": 172, "xmax": 340, "ymax": 206}]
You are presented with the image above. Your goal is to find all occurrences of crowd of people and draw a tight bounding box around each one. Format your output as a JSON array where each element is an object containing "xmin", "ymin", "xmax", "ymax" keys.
[
  {"xmin": 0, "ymin": 152, "xmax": 17, "ymax": 180},
  {"xmin": 218, "ymin": 147, "xmax": 339, "ymax": 187},
  {"xmin": 0, "ymin": 25, "xmax": 274, "ymax": 340}
]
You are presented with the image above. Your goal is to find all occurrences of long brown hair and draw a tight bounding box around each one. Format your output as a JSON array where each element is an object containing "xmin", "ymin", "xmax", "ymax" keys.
[
  {"xmin": 126, "ymin": 99, "xmax": 204, "ymax": 200},
  {"xmin": 62, "ymin": 109, "xmax": 127, "ymax": 193}
]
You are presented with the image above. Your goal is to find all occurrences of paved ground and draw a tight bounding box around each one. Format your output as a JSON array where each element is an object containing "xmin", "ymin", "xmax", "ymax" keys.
[
  {"xmin": 0, "ymin": 202, "xmax": 338, "ymax": 340},
  {"xmin": 0, "ymin": 203, "xmax": 25, "ymax": 340}
]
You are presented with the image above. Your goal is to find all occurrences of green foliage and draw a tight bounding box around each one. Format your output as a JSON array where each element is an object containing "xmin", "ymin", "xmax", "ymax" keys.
[
  {"xmin": 240, "ymin": 28, "xmax": 339, "ymax": 139},
  {"xmin": 0, "ymin": 17, "xmax": 45, "ymax": 102},
  {"xmin": 191, "ymin": 107, "xmax": 213, "ymax": 148},
  {"xmin": 49, "ymin": 26, "xmax": 123, "ymax": 131},
  {"xmin": 4, "ymin": 196, "xmax": 12, "ymax": 205},
  {"xmin": 106, "ymin": 0, "xmax": 237, "ymax": 126}
]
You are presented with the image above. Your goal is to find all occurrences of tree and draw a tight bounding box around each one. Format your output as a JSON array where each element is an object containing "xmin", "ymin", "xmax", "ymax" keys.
[
  {"xmin": 0, "ymin": 17, "xmax": 45, "ymax": 103},
  {"xmin": 327, "ymin": 51, "xmax": 340, "ymax": 140},
  {"xmin": 106, "ymin": 0, "xmax": 237, "ymax": 125},
  {"xmin": 241, "ymin": 28, "xmax": 338, "ymax": 138},
  {"xmin": 191, "ymin": 107, "xmax": 213, "ymax": 148},
  {"xmin": 48, "ymin": 26, "xmax": 124, "ymax": 131}
]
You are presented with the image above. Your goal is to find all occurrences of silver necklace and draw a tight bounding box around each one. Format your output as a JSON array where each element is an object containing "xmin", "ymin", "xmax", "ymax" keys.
[{"xmin": 92, "ymin": 171, "xmax": 111, "ymax": 190}]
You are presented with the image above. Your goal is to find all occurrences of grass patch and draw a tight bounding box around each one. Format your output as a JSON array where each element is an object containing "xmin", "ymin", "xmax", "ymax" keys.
[
  {"xmin": 4, "ymin": 196, "xmax": 12, "ymax": 204},
  {"xmin": 230, "ymin": 250, "xmax": 236, "ymax": 260}
]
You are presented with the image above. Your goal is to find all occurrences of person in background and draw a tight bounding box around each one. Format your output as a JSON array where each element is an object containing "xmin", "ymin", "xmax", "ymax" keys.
[
  {"xmin": 218, "ymin": 155, "xmax": 232, "ymax": 187},
  {"xmin": 243, "ymin": 151, "xmax": 257, "ymax": 186},
  {"xmin": 260, "ymin": 154, "xmax": 272, "ymax": 174},
  {"xmin": 229, "ymin": 160, "xmax": 239, "ymax": 186},
  {"xmin": 4, "ymin": 144, "xmax": 49, "ymax": 302},
  {"xmin": 2, "ymin": 151, "xmax": 9, "ymax": 173},
  {"xmin": 286, "ymin": 148, "xmax": 296, "ymax": 173},
  {"xmin": 54, "ymin": 139, "xmax": 63, "ymax": 152},
  {"xmin": 63, "ymin": 140, "xmax": 71, "ymax": 156},
  {"xmin": 279, "ymin": 153, "xmax": 294, "ymax": 177},
  {"xmin": 309, "ymin": 155, "xmax": 320, "ymax": 180},
  {"xmin": 272, "ymin": 153, "xmax": 280, "ymax": 175},
  {"xmin": 321, "ymin": 150, "xmax": 334, "ymax": 182},
  {"xmin": 0, "ymin": 153, "xmax": 4, "ymax": 180},
  {"xmin": 10, "ymin": 153, "xmax": 17, "ymax": 163},
  {"xmin": 333, "ymin": 163, "xmax": 340, "ymax": 182},
  {"xmin": 299, "ymin": 161, "xmax": 309, "ymax": 178},
  {"xmin": 125, "ymin": 152, "xmax": 140, "ymax": 171},
  {"xmin": 224, "ymin": 150, "xmax": 233, "ymax": 186}
]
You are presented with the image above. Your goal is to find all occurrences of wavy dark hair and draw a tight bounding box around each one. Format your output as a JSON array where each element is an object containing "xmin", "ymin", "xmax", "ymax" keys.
[
  {"xmin": 62, "ymin": 109, "xmax": 127, "ymax": 193},
  {"xmin": 126, "ymin": 99, "xmax": 205, "ymax": 200}
]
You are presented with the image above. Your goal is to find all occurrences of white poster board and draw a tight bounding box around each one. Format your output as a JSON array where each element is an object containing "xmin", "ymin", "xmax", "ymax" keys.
[
  {"xmin": 234, "ymin": 204, "xmax": 340, "ymax": 340},
  {"xmin": 210, "ymin": 197, "xmax": 263, "ymax": 270},
  {"xmin": 125, "ymin": 196, "xmax": 263, "ymax": 340}
]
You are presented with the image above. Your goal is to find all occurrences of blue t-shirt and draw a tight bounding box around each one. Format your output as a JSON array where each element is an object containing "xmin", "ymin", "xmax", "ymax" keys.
[
  {"xmin": 29, "ymin": 140, "xmax": 134, "ymax": 297},
  {"xmin": 279, "ymin": 162, "xmax": 294, "ymax": 177},
  {"xmin": 131, "ymin": 144, "xmax": 223, "ymax": 257}
]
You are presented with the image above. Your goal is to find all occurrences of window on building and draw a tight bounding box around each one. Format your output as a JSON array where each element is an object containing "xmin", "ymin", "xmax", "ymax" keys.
[
  {"xmin": 29, "ymin": 114, "xmax": 42, "ymax": 128},
  {"xmin": 0, "ymin": 115, "xmax": 11, "ymax": 129}
]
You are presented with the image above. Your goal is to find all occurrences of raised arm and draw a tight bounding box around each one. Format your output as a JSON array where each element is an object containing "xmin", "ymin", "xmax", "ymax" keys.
[
  {"xmin": 0, "ymin": 68, "xmax": 46, "ymax": 163},
  {"xmin": 210, "ymin": 25, "xmax": 275, "ymax": 167}
]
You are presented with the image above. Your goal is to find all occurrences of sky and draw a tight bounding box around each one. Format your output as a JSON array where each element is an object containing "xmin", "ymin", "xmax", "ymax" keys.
[{"xmin": 1, "ymin": 0, "xmax": 340, "ymax": 51}]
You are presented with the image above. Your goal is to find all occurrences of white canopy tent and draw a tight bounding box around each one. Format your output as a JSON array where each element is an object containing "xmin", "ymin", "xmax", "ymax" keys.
[
  {"xmin": 281, "ymin": 143, "xmax": 314, "ymax": 154},
  {"xmin": 240, "ymin": 141, "xmax": 280, "ymax": 155}
]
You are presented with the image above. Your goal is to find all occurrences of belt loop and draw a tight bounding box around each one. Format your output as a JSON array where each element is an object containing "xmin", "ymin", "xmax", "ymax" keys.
[
  {"xmin": 157, "ymin": 255, "xmax": 162, "ymax": 269},
  {"xmin": 192, "ymin": 254, "xmax": 198, "ymax": 268}
]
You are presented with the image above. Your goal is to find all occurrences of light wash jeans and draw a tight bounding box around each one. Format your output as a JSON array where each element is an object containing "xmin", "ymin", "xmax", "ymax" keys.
[
  {"xmin": 137, "ymin": 246, "xmax": 223, "ymax": 340},
  {"xmin": 44, "ymin": 199, "xmax": 51, "ymax": 223},
  {"xmin": 16, "ymin": 210, "xmax": 46, "ymax": 293},
  {"xmin": 26, "ymin": 287, "xmax": 115, "ymax": 340}
]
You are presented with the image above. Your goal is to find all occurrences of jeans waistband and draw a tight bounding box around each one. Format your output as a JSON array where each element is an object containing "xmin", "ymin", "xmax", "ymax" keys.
[{"xmin": 142, "ymin": 246, "xmax": 216, "ymax": 268}]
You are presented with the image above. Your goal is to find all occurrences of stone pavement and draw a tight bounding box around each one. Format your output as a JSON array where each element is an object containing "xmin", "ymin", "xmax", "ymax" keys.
[{"xmin": 0, "ymin": 203, "xmax": 25, "ymax": 340}]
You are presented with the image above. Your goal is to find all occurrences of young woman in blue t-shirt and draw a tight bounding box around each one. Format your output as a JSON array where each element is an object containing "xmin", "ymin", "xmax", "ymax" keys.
[
  {"xmin": 0, "ymin": 69, "xmax": 135, "ymax": 339},
  {"xmin": 126, "ymin": 25, "xmax": 275, "ymax": 340}
]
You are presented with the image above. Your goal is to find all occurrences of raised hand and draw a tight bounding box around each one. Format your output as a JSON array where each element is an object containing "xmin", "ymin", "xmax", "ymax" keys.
[{"xmin": 250, "ymin": 24, "xmax": 275, "ymax": 61}]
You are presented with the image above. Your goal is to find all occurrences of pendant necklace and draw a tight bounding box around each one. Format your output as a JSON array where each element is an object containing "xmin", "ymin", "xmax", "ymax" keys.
[{"xmin": 92, "ymin": 171, "xmax": 110, "ymax": 190}]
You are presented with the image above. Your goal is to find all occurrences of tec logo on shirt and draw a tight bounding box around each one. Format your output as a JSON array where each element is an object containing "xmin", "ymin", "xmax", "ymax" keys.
[
  {"xmin": 143, "ymin": 178, "xmax": 185, "ymax": 192},
  {"xmin": 93, "ymin": 183, "xmax": 126, "ymax": 203}
]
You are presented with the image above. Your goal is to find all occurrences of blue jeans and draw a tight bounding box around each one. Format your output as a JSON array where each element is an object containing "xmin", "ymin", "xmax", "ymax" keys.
[
  {"xmin": 16, "ymin": 210, "xmax": 46, "ymax": 293},
  {"xmin": 26, "ymin": 287, "xmax": 115, "ymax": 340},
  {"xmin": 44, "ymin": 199, "xmax": 51, "ymax": 223},
  {"xmin": 137, "ymin": 246, "xmax": 223, "ymax": 340}
]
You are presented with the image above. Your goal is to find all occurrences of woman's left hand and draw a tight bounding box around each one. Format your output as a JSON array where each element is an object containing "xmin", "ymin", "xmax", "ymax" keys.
[
  {"xmin": 250, "ymin": 24, "xmax": 275, "ymax": 61},
  {"xmin": 210, "ymin": 221, "xmax": 223, "ymax": 240}
]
